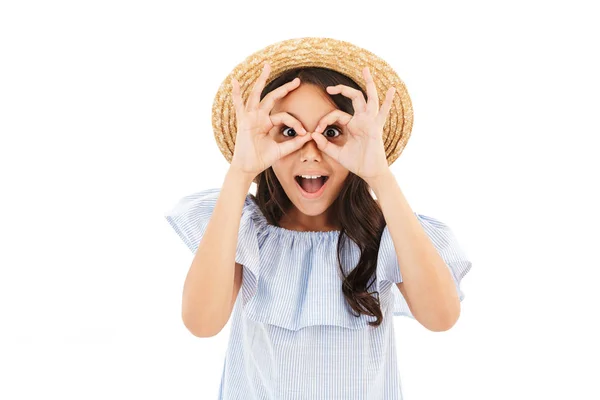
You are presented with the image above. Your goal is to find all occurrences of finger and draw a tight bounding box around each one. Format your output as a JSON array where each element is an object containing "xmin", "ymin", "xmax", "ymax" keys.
[
  {"xmin": 270, "ymin": 112, "xmax": 307, "ymax": 135},
  {"xmin": 376, "ymin": 87, "xmax": 396, "ymax": 128},
  {"xmin": 247, "ymin": 62, "xmax": 271, "ymax": 111},
  {"xmin": 326, "ymin": 84, "xmax": 367, "ymax": 114},
  {"xmin": 231, "ymin": 78, "xmax": 244, "ymax": 118},
  {"xmin": 314, "ymin": 109, "xmax": 352, "ymax": 134},
  {"xmin": 362, "ymin": 67, "xmax": 379, "ymax": 114},
  {"xmin": 259, "ymin": 77, "xmax": 301, "ymax": 112},
  {"xmin": 277, "ymin": 130, "xmax": 314, "ymax": 159},
  {"xmin": 311, "ymin": 131, "xmax": 343, "ymax": 162}
]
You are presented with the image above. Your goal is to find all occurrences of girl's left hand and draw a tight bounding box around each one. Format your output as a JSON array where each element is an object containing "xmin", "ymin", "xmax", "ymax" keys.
[{"xmin": 310, "ymin": 67, "xmax": 396, "ymax": 184}]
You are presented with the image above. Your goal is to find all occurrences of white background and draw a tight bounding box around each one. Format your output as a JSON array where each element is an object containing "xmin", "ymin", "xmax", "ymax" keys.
[{"xmin": 1, "ymin": 0, "xmax": 598, "ymax": 399}]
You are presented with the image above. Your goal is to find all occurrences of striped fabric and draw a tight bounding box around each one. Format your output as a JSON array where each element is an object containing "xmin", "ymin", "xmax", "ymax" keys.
[{"xmin": 165, "ymin": 188, "xmax": 472, "ymax": 399}]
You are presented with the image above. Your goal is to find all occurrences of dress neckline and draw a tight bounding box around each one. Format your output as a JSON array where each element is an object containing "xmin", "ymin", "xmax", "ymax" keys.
[{"xmin": 246, "ymin": 196, "xmax": 341, "ymax": 239}]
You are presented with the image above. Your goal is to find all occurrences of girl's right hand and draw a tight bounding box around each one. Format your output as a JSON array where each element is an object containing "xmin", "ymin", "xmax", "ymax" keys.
[{"xmin": 230, "ymin": 62, "xmax": 313, "ymax": 179}]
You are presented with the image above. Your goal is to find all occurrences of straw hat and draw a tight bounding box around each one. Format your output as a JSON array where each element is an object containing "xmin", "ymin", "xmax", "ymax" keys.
[{"xmin": 211, "ymin": 37, "xmax": 414, "ymax": 174}]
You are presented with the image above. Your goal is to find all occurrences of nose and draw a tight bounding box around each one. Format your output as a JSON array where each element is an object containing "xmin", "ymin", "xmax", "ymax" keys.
[{"xmin": 300, "ymin": 137, "xmax": 321, "ymax": 162}]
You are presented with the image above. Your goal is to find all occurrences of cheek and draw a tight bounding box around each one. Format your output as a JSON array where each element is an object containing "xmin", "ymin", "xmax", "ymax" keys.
[
  {"xmin": 331, "ymin": 171, "xmax": 350, "ymax": 188},
  {"xmin": 271, "ymin": 166, "xmax": 282, "ymax": 183},
  {"xmin": 271, "ymin": 163, "xmax": 291, "ymax": 185},
  {"xmin": 330, "ymin": 164, "xmax": 349, "ymax": 179}
]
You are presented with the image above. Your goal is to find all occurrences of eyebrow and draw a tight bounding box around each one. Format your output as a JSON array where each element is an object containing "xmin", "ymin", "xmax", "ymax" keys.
[
  {"xmin": 277, "ymin": 110, "xmax": 306, "ymax": 126},
  {"xmin": 284, "ymin": 111, "xmax": 330, "ymax": 124},
  {"xmin": 284, "ymin": 111, "xmax": 301, "ymax": 120},
  {"xmin": 278, "ymin": 110, "xmax": 340, "ymax": 129}
]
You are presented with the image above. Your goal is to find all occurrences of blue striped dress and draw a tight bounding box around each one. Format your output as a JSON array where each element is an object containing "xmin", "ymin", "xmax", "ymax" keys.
[{"xmin": 165, "ymin": 188, "xmax": 472, "ymax": 399}]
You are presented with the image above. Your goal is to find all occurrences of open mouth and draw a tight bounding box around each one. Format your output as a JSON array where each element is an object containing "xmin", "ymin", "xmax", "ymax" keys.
[{"xmin": 294, "ymin": 175, "xmax": 329, "ymax": 196}]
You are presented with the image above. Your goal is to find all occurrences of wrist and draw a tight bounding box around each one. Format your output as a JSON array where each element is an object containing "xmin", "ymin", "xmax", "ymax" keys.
[
  {"xmin": 227, "ymin": 164, "xmax": 256, "ymax": 186},
  {"xmin": 365, "ymin": 169, "xmax": 395, "ymax": 193}
]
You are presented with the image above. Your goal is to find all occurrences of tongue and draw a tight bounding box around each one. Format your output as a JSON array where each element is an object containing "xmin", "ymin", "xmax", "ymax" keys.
[{"xmin": 300, "ymin": 177, "xmax": 325, "ymax": 193}]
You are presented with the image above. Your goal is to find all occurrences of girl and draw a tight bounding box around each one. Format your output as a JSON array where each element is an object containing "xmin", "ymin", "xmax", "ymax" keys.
[{"xmin": 165, "ymin": 37, "xmax": 472, "ymax": 400}]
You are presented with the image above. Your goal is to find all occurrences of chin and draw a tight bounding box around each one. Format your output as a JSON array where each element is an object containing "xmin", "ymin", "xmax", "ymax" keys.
[{"xmin": 294, "ymin": 201, "xmax": 331, "ymax": 216}]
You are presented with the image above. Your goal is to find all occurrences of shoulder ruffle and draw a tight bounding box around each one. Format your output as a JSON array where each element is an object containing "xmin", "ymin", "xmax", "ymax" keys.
[
  {"xmin": 164, "ymin": 188, "xmax": 263, "ymax": 306},
  {"xmin": 376, "ymin": 213, "xmax": 473, "ymax": 319}
]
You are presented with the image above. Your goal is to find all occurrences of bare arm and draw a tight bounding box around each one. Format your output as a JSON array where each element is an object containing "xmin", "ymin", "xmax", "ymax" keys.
[
  {"xmin": 181, "ymin": 166, "xmax": 255, "ymax": 337},
  {"xmin": 369, "ymin": 171, "xmax": 461, "ymax": 332}
]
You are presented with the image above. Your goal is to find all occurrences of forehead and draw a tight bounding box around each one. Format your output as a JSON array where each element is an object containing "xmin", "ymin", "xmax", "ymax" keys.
[{"xmin": 270, "ymin": 83, "xmax": 337, "ymax": 115}]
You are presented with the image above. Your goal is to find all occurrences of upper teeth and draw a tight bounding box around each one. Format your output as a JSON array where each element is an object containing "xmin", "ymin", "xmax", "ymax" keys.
[{"xmin": 300, "ymin": 175, "xmax": 323, "ymax": 179}]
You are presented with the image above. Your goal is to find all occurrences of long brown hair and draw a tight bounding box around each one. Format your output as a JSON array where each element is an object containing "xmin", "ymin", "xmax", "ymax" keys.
[{"xmin": 253, "ymin": 67, "xmax": 388, "ymax": 327}]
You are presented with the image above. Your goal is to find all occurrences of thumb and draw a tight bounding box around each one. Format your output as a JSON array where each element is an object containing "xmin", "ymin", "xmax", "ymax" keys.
[{"xmin": 276, "ymin": 132, "xmax": 313, "ymax": 159}]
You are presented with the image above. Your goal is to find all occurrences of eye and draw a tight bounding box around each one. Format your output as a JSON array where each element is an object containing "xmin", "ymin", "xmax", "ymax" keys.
[
  {"xmin": 281, "ymin": 126, "xmax": 298, "ymax": 138},
  {"xmin": 322, "ymin": 125, "xmax": 342, "ymax": 139}
]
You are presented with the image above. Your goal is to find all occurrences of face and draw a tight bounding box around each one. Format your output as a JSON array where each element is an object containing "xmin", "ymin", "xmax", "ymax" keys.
[{"xmin": 269, "ymin": 83, "xmax": 350, "ymax": 231}]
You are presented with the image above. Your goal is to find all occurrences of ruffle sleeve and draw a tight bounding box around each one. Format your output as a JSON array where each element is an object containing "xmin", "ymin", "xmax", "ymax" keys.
[
  {"xmin": 376, "ymin": 213, "xmax": 473, "ymax": 319},
  {"xmin": 163, "ymin": 188, "xmax": 262, "ymax": 306}
]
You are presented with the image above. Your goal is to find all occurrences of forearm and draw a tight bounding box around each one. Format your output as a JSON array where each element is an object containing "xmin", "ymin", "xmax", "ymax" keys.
[
  {"xmin": 182, "ymin": 166, "xmax": 255, "ymax": 336},
  {"xmin": 367, "ymin": 170, "xmax": 460, "ymax": 331}
]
